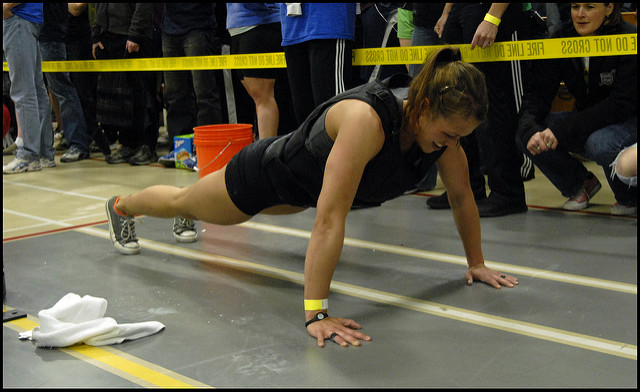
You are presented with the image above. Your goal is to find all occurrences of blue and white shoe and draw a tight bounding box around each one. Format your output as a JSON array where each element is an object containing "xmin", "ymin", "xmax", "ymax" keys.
[
  {"xmin": 180, "ymin": 157, "xmax": 197, "ymax": 171},
  {"xmin": 3, "ymin": 157, "xmax": 42, "ymax": 174},
  {"xmin": 158, "ymin": 150, "xmax": 175, "ymax": 167}
]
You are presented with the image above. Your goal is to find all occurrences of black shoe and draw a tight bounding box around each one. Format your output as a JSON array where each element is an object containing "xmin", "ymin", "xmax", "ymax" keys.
[
  {"xmin": 426, "ymin": 190, "xmax": 486, "ymax": 209},
  {"xmin": 105, "ymin": 145, "xmax": 136, "ymax": 164},
  {"xmin": 128, "ymin": 145, "xmax": 158, "ymax": 166},
  {"xmin": 476, "ymin": 192, "xmax": 527, "ymax": 217},
  {"xmin": 92, "ymin": 129, "xmax": 111, "ymax": 156},
  {"xmin": 426, "ymin": 192, "xmax": 451, "ymax": 209}
]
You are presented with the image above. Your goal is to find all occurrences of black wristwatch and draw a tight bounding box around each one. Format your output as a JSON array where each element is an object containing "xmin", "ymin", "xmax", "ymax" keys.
[{"xmin": 305, "ymin": 312, "xmax": 329, "ymax": 328}]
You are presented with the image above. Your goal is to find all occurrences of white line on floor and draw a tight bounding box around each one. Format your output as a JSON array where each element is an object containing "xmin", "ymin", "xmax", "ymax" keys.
[{"xmin": 76, "ymin": 226, "xmax": 638, "ymax": 361}]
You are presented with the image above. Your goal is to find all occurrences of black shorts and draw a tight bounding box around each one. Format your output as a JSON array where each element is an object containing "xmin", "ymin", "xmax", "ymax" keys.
[
  {"xmin": 224, "ymin": 137, "xmax": 283, "ymax": 216},
  {"xmin": 230, "ymin": 22, "xmax": 283, "ymax": 80},
  {"xmin": 225, "ymin": 132, "xmax": 323, "ymax": 215}
]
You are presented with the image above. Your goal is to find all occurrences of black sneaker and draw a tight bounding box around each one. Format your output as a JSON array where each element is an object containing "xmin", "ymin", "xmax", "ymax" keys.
[
  {"xmin": 128, "ymin": 145, "xmax": 158, "ymax": 166},
  {"xmin": 426, "ymin": 190, "xmax": 487, "ymax": 210},
  {"xmin": 105, "ymin": 145, "xmax": 136, "ymax": 164},
  {"xmin": 91, "ymin": 129, "xmax": 112, "ymax": 156},
  {"xmin": 173, "ymin": 217, "xmax": 198, "ymax": 243},
  {"xmin": 476, "ymin": 192, "xmax": 527, "ymax": 217},
  {"xmin": 105, "ymin": 196, "xmax": 140, "ymax": 255},
  {"xmin": 426, "ymin": 192, "xmax": 451, "ymax": 209}
]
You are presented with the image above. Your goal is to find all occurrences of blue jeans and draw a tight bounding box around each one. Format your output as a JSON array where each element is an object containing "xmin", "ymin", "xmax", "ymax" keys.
[
  {"xmin": 65, "ymin": 36, "xmax": 99, "ymax": 137},
  {"xmin": 162, "ymin": 29, "xmax": 222, "ymax": 140},
  {"xmin": 39, "ymin": 40, "xmax": 90, "ymax": 153},
  {"xmin": 517, "ymin": 112, "xmax": 637, "ymax": 204},
  {"xmin": 3, "ymin": 15, "xmax": 55, "ymax": 162}
]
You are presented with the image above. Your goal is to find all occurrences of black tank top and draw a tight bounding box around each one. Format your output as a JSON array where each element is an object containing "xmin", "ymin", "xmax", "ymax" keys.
[{"xmin": 261, "ymin": 74, "xmax": 446, "ymax": 208}]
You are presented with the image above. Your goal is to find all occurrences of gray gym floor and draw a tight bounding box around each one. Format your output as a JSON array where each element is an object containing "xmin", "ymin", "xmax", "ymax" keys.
[{"xmin": 3, "ymin": 154, "xmax": 637, "ymax": 388}]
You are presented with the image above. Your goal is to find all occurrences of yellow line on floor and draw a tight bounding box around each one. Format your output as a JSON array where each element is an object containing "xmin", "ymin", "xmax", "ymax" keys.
[
  {"xmin": 61, "ymin": 345, "xmax": 210, "ymax": 388},
  {"xmin": 75, "ymin": 229, "xmax": 636, "ymax": 361},
  {"xmin": 3, "ymin": 308, "xmax": 212, "ymax": 389}
]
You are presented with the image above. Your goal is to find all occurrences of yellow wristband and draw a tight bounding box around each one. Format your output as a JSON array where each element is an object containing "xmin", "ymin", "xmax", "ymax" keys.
[
  {"xmin": 304, "ymin": 299, "xmax": 328, "ymax": 311},
  {"xmin": 484, "ymin": 13, "xmax": 501, "ymax": 26}
]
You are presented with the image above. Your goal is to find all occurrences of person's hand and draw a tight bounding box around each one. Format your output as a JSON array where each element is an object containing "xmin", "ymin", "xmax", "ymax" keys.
[
  {"xmin": 434, "ymin": 14, "xmax": 448, "ymax": 38},
  {"xmin": 306, "ymin": 316, "xmax": 372, "ymax": 347},
  {"xmin": 470, "ymin": 20, "xmax": 498, "ymax": 50},
  {"xmin": 526, "ymin": 128, "xmax": 558, "ymax": 156},
  {"xmin": 126, "ymin": 40, "xmax": 140, "ymax": 53},
  {"xmin": 92, "ymin": 42, "xmax": 104, "ymax": 59},
  {"xmin": 465, "ymin": 264, "xmax": 518, "ymax": 289}
]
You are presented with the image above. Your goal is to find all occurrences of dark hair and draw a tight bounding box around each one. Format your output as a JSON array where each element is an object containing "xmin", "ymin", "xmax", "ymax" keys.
[
  {"xmin": 403, "ymin": 47, "xmax": 488, "ymax": 131},
  {"xmin": 601, "ymin": 3, "xmax": 622, "ymax": 29}
]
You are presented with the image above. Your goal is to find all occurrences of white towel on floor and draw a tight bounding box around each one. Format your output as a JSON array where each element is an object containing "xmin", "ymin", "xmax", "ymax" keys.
[{"xmin": 31, "ymin": 293, "xmax": 165, "ymax": 348}]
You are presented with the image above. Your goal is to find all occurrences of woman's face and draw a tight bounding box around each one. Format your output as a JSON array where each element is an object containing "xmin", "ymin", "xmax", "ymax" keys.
[
  {"xmin": 414, "ymin": 111, "xmax": 480, "ymax": 153},
  {"xmin": 571, "ymin": 3, "xmax": 614, "ymax": 36}
]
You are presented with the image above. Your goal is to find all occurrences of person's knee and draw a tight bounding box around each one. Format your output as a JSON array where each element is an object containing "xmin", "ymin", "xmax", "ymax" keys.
[
  {"xmin": 243, "ymin": 79, "xmax": 275, "ymax": 103},
  {"xmin": 613, "ymin": 145, "xmax": 637, "ymax": 180},
  {"xmin": 585, "ymin": 133, "xmax": 616, "ymax": 165}
]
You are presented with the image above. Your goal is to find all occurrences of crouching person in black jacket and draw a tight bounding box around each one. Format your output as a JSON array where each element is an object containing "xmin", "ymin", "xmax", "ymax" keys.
[{"xmin": 516, "ymin": 3, "xmax": 637, "ymax": 215}]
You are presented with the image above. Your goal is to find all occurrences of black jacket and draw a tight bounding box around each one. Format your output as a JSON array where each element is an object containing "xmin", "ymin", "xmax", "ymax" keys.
[
  {"xmin": 91, "ymin": 3, "xmax": 154, "ymax": 44},
  {"xmin": 38, "ymin": 3, "xmax": 68, "ymax": 42},
  {"xmin": 518, "ymin": 20, "xmax": 637, "ymax": 147}
]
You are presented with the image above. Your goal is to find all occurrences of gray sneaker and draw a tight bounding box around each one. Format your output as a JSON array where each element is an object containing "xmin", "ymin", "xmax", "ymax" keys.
[
  {"xmin": 106, "ymin": 196, "xmax": 140, "ymax": 254},
  {"xmin": 173, "ymin": 217, "xmax": 198, "ymax": 243},
  {"xmin": 40, "ymin": 157, "xmax": 57, "ymax": 168},
  {"xmin": 61, "ymin": 146, "xmax": 89, "ymax": 163},
  {"xmin": 3, "ymin": 157, "xmax": 41, "ymax": 174}
]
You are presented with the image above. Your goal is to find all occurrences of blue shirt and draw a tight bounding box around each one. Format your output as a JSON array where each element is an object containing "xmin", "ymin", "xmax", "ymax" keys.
[
  {"xmin": 226, "ymin": 3, "xmax": 280, "ymax": 29},
  {"xmin": 279, "ymin": 3, "xmax": 356, "ymax": 46},
  {"xmin": 10, "ymin": 3, "xmax": 43, "ymax": 25}
]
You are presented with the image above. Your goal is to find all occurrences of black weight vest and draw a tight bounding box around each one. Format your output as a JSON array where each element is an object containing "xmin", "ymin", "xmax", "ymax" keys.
[{"xmin": 261, "ymin": 74, "xmax": 445, "ymax": 209}]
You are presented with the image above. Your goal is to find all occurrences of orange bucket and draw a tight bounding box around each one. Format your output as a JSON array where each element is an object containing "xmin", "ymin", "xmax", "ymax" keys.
[{"xmin": 193, "ymin": 124, "xmax": 254, "ymax": 179}]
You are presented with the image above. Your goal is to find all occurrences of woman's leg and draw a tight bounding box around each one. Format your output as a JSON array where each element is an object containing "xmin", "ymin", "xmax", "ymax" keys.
[
  {"xmin": 116, "ymin": 166, "xmax": 252, "ymax": 225},
  {"xmin": 612, "ymin": 144, "xmax": 637, "ymax": 185},
  {"xmin": 585, "ymin": 117, "xmax": 637, "ymax": 205},
  {"xmin": 241, "ymin": 77, "xmax": 279, "ymax": 139}
]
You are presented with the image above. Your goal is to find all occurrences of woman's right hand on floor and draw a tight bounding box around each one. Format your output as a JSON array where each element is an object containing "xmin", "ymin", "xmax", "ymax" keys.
[{"xmin": 306, "ymin": 316, "xmax": 372, "ymax": 347}]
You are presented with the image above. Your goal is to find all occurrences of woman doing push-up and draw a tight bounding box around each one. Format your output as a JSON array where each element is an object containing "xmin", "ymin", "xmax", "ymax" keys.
[{"xmin": 106, "ymin": 47, "xmax": 518, "ymax": 348}]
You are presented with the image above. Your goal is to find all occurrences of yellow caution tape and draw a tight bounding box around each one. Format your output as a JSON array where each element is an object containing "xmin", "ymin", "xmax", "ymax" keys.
[
  {"xmin": 3, "ymin": 52, "xmax": 287, "ymax": 73},
  {"xmin": 355, "ymin": 34, "xmax": 638, "ymax": 66},
  {"xmin": 2, "ymin": 34, "xmax": 636, "ymax": 72}
]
